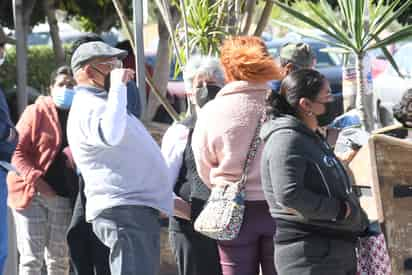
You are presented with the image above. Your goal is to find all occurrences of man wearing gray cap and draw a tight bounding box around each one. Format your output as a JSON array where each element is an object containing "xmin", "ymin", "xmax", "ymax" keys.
[{"xmin": 67, "ymin": 41, "xmax": 173, "ymax": 275}]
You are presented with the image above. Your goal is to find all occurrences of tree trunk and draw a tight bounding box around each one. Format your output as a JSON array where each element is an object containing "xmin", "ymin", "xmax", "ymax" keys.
[
  {"xmin": 355, "ymin": 53, "xmax": 373, "ymax": 132},
  {"xmin": 23, "ymin": 1, "xmax": 36, "ymax": 36},
  {"xmin": 13, "ymin": 0, "xmax": 35, "ymax": 115},
  {"xmin": 96, "ymin": 14, "xmax": 117, "ymax": 33},
  {"xmin": 240, "ymin": 0, "xmax": 256, "ymax": 35},
  {"xmin": 43, "ymin": 0, "xmax": 65, "ymax": 66},
  {"xmin": 254, "ymin": 0, "xmax": 274, "ymax": 36},
  {"xmin": 143, "ymin": 10, "xmax": 176, "ymax": 122},
  {"xmin": 226, "ymin": 0, "xmax": 238, "ymax": 34}
]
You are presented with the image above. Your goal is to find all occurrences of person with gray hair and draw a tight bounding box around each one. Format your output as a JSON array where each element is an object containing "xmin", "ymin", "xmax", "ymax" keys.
[
  {"xmin": 161, "ymin": 55, "xmax": 224, "ymax": 275},
  {"xmin": 67, "ymin": 41, "xmax": 173, "ymax": 275}
]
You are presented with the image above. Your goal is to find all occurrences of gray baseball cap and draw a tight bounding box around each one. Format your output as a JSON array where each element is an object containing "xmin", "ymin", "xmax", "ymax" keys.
[
  {"xmin": 71, "ymin": 41, "xmax": 127, "ymax": 72},
  {"xmin": 280, "ymin": 42, "xmax": 315, "ymax": 68}
]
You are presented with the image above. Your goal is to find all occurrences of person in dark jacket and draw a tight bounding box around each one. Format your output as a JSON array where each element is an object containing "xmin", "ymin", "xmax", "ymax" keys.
[
  {"xmin": 161, "ymin": 55, "xmax": 225, "ymax": 275},
  {"xmin": 0, "ymin": 35, "xmax": 18, "ymax": 275},
  {"xmin": 260, "ymin": 69, "xmax": 369, "ymax": 275}
]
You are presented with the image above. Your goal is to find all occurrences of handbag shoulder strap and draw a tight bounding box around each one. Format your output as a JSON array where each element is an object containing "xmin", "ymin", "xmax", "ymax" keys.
[{"xmin": 240, "ymin": 113, "xmax": 264, "ymax": 183}]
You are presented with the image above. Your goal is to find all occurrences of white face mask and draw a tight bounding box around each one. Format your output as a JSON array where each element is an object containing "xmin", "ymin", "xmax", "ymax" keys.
[{"xmin": 0, "ymin": 51, "xmax": 5, "ymax": 66}]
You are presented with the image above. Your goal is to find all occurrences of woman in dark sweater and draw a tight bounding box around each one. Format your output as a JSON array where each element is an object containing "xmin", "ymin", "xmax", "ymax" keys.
[
  {"xmin": 161, "ymin": 55, "xmax": 224, "ymax": 275},
  {"xmin": 260, "ymin": 69, "xmax": 369, "ymax": 275}
]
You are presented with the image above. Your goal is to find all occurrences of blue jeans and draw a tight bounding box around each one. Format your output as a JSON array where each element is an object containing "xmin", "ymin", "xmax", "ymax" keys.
[
  {"xmin": 92, "ymin": 205, "xmax": 160, "ymax": 275},
  {"xmin": 0, "ymin": 170, "xmax": 7, "ymax": 275}
]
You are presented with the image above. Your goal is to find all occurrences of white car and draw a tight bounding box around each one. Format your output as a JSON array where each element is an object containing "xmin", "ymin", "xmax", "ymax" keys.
[{"xmin": 374, "ymin": 43, "xmax": 412, "ymax": 126}]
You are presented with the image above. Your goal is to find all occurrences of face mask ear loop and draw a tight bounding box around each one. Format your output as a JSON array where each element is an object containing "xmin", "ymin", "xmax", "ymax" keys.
[{"xmin": 195, "ymin": 81, "xmax": 208, "ymax": 107}]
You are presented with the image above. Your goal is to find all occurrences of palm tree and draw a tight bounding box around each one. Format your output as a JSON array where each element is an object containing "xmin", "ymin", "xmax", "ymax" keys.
[{"xmin": 273, "ymin": 0, "xmax": 412, "ymax": 132}]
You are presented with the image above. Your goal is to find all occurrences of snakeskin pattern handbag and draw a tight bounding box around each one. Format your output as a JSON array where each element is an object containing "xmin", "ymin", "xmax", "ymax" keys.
[{"xmin": 194, "ymin": 116, "xmax": 263, "ymax": 241}]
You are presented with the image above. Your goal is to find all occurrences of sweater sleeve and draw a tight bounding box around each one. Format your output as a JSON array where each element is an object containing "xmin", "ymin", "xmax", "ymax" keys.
[
  {"xmin": 191, "ymin": 115, "xmax": 217, "ymax": 188},
  {"xmin": 267, "ymin": 132, "xmax": 342, "ymax": 221},
  {"xmin": 161, "ymin": 123, "xmax": 189, "ymax": 187},
  {"xmin": 12, "ymin": 106, "xmax": 43, "ymax": 186},
  {"xmin": 83, "ymin": 83, "xmax": 128, "ymax": 147}
]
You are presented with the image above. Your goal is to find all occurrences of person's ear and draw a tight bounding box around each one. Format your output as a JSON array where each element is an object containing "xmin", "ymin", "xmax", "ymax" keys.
[
  {"xmin": 284, "ymin": 63, "xmax": 294, "ymax": 75},
  {"xmin": 298, "ymin": 97, "xmax": 313, "ymax": 114},
  {"xmin": 84, "ymin": 65, "xmax": 95, "ymax": 78}
]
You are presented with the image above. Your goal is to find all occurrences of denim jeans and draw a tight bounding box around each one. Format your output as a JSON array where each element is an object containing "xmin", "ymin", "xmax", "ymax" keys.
[
  {"xmin": 13, "ymin": 194, "xmax": 72, "ymax": 275},
  {"xmin": 0, "ymin": 170, "xmax": 7, "ymax": 275},
  {"xmin": 92, "ymin": 205, "xmax": 160, "ymax": 275},
  {"xmin": 3, "ymin": 208, "xmax": 17, "ymax": 275}
]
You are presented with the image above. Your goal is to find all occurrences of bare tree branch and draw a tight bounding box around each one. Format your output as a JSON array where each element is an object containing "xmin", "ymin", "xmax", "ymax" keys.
[
  {"xmin": 43, "ymin": 0, "xmax": 65, "ymax": 66},
  {"xmin": 241, "ymin": 0, "xmax": 256, "ymax": 35},
  {"xmin": 254, "ymin": 0, "xmax": 274, "ymax": 36}
]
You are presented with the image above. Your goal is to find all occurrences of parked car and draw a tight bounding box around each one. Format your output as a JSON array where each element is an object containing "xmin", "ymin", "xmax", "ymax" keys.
[
  {"xmin": 374, "ymin": 43, "xmax": 412, "ymax": 126},
  {"xmin": 27, "ymin": 23, "xmax": 120, "ymax": 47},
  {"xmin": 265, "ymin": 37, "xmax": 344, "ymax": 118}
]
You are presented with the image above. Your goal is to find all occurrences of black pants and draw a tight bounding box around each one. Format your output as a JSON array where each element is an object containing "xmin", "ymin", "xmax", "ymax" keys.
[
  {"xmin": 67, "ymin": 221, "xmax": 110, "ymax": 275},
  {"xmin": 66, "ymin": 175, "xmax": 110, "ymax": 275},
  {"xmin": 274, "ymin": 235, "xmax": 357, "ymax": 275},
  {"xmin": 169, "ymin": 217, "xmax": 222, "ymax": 275}
]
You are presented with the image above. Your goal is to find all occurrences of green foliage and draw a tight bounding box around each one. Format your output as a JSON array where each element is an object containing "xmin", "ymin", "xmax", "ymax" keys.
[
  {"xmin": 0, "ymin": 1, "xmax": 46, "ymax": 29},
  {"xmin": 60, "ymin": 0, "xmax": 131, "ymax": 32},
  {"xmin": 0, "ymin": 45, "xmax": 70, "ymax": 95},
  {"xmin": 271, "ymin": 1, "xmax": 329, "ymax": 31},
  {"xmin": 179, "ymin": 0, "xmax": 227, "ymax": 55},
  {"xmin": 169, "ymin": 0, "xmax": 227, "ymax": 78}
]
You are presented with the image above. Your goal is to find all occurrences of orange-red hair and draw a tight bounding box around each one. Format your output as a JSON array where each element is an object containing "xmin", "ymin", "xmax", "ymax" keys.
[{"xmin": 220, "ymin": 36, "xmax": 283, "ymax": 83}]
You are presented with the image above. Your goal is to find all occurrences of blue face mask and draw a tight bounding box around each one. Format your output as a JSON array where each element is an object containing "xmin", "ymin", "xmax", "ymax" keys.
[{"xmin": 52, "ymin": 87, "xmax": 75, "ymax": 109}]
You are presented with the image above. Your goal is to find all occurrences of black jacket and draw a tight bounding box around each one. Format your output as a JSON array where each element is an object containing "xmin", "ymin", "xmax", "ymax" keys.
[{"xmin": 260, "ymin": 115, "xmax": 368, "ymax": 241}]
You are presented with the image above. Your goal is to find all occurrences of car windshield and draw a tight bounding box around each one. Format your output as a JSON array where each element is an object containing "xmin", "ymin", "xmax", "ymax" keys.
[{"xmin": 386, "ymin": 44, "xmax": 412, "ymax": 77}]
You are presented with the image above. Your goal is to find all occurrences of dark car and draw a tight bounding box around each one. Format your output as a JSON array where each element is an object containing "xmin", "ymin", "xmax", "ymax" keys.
[{"xmin": 265, "ymin": 37, "xmax": 344, "ymax": 118}]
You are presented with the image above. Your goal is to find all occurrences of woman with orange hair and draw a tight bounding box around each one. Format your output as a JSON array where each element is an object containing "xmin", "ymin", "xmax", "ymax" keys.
[{"xmin": 191, "ymin": 36, "xmax": 282, "ymax": 275}]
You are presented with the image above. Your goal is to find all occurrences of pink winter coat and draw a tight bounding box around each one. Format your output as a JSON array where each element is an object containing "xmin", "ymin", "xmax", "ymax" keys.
[{"xmin": 191, "ymin": 81, "xmax": 269, "ymax": 201}]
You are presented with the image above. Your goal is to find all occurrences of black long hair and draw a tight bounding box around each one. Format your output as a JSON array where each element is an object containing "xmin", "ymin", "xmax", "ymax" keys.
[{"xmin": 266, "ymin": 69, "xmax": 326, "ymax": 119}]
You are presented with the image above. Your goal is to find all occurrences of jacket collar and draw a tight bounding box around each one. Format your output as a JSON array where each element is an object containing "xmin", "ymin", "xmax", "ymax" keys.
[
  {"xmin": 217, "ymin": 81, "xmax": 269, "ymax": 97},
  {"xmin": 75, "ymin": 85, "xmax": 108, "ymax": 98}
]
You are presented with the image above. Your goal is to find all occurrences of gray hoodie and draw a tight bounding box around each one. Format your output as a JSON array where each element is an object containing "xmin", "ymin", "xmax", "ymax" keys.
[{"xmin": 260, "ymin": 115, "xmax": 369, "ymax": 239}]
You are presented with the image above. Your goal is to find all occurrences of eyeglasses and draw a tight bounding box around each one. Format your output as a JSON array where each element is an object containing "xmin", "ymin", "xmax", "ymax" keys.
[{"xmin": 95, "ymin": 59, "xmax": 123, "ymax": 70}]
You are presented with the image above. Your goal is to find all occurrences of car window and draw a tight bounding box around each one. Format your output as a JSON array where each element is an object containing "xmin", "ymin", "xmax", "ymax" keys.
[
  {"xmin": 395, "ymin": 45, "xmax": 412, "ymax": 76},
  {"xmin": 28, "ymin": 32, "xmax": 50, "ymax": 46},
  {"xmin": 312, "ymin": 45, "xmax": 337, "ymax": 67}
]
